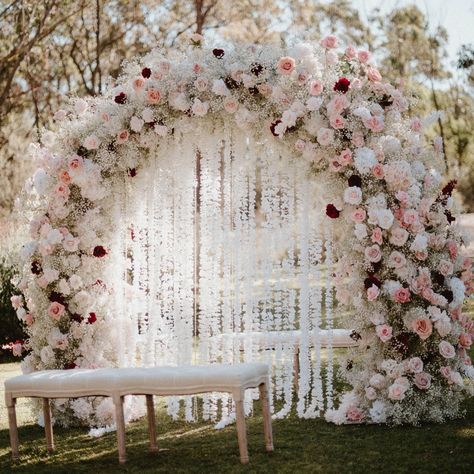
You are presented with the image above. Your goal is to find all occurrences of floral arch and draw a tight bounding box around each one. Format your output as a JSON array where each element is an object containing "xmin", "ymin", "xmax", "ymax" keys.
[{"xmin": 11, "ymin": 35, "xmax": 474, "ymax": 427}]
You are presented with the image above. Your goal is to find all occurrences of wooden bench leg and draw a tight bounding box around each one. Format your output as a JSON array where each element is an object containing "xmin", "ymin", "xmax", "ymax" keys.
[
  {"xmin": 146, "ymin": 395, "xmax": 158, "ymax": 452},
  {"xmin": 43, "ymin": 398, "xmax": 54, "ymax": 453},
  {"xmin": 7, "ymin": 399, "xmax": 19, "ymax": 460},
  {"xmin": 259, "ymin": 382, "xmax": 274, "ymax": 452},
  {"xmin": 235, "ymin": 398, "xmax": 249, "ymax": 464},
  {"xmin": 114, "ymin": 396, "xmax": 127, "ymax": 464}
]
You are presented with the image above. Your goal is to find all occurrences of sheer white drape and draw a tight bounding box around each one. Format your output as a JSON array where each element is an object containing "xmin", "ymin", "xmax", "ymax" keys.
[{"xmin": 107, "ymin": 125, "xmax": 335, "ymax": 422}]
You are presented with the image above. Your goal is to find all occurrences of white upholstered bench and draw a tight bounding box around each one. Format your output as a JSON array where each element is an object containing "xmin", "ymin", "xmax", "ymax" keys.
[{"xmin": 4, "ymin": 363, "xmax": 273, "ymax": 464}]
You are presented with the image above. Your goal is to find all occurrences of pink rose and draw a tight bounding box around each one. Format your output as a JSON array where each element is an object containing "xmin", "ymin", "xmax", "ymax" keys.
[
  {"xmin": 317, "ymin": 128, "xmax": 334, "ymax": 146},
  {"xmin": 388, "ymin": 383, "xmax": 407, "ymax": 401},
  {"xmin": 346, "ymin": 405, "xmax": 364, "ymax": 422},
  {"xmin": 320, "ymin": 35, "xmax": 338, "ymax": 49},
  {"xmin": 55, "ymin": 184, "xmax": 70, "ymax": 200},
  {"xmin": 414, "ymin": 372, "xmax": 431, "ymax": 390},
  {"xmin": 388, "ymin": 251, "xmax": 406, "ymax": 269},
  {"xmin": 223, "ymin": 96, "xmax": 239, "ymax": 113},
  {"xmin": 351, "ymin": 131, "xmax": 365, "ymax": 147},
  {"xmin": 192, "ymin": 98, "xmax": 209, "ymax": 117},
  {"xmin": 25, "ymin": 313, "xmax": 34, "ymax": 326},
  {"xmin": 146, "ymin": 88, "xmax": 161, "ymax": 104},
  {"xmin": 294, "ymin": 139, "xmax": 306, "ymax": 152},
  {"xmin": 439, "ymin": 340, "xmax": 456, "ymax": 359},
  {"xmin": 394, "ymin": 287, "xmax": 411, "ymax": 303},
  {"xmin": 410, "ymin": 117, "xmax": 423, "ymax": 132},
  {"xmin": 132, "ymin": 76, "xmax": 145, "ymax": 91},
  {"xmin": 459, "ymin": 333, "xmax": 472, "ymax": 349},
  {"xmin": 83, "ymin": 134, "xmax": 100, "ymax": 150},
  {"xmin": 371, "ymin": 227, "xmax": 383, "ymax": 245},
  {"xmin": 48, "ymin": 302, "xmax": 65, "ymax": 321},
  {"xmin": 11, "ymin": 295, "xmax": 23, "ymax": 309},
  {"xmin": 158, "ymin": 60, "xmax": 171, "ymax": 74},
  {"xmin": 367, "ymin": 66, "xmax": 382, "ymax": 82},
  {"xmin": 402, "ymin": 209, "xmax": 418, "ymax": 226},
  {"xmin": 357, "ymin": 50, "xmax": 371, "ymax": 63},
  {"xmin": 257, "ymin": 83, "xmax": 272, "ymax": 96},
  {"xmin": 309, "ymin": 80, "xmax": 323, "ymax": 95},
  {"xmin": 194, "ymin": 77, "xmax": 209, "ymax": 92},
  {"xmin": 437, "ymin": 259, "xmax": 453, "ymax": 276},
  {"xmin": 412, "ymin": 318, "xmax": 432, "ymax": 340},
  {"xmin": 351, "ymin": 208, "xmax": 366, "ymax": 223},
  {"xmin": 365, "ymin": 244, "xmax": 382, "ymax": 263},
  {"xmin": 408, "ymin": 357, "xmax": 423, "ymax": 373},
  {"xmin": 338, "ymin": 149, "xmax": 352, "ymax": 165},
  {"xmin": 446, "ymin": 239, "xmax": 458, "ymax": 260},
  {"xmin": 117, "ymin": 129, "xmax": 129, "ymax": 144},
  {"xmin": 372, "ymin": 163, "xmax": 385, "ymax": 179},
  {"xmin": 376, "ymin": 324, "xmax": 393, "ymax": 342},
  {"xmin": 363, "ymin": 115, "xmax": 384, "ymax": 132},
  {"xmin": 277, "ymin": 56, "xmax": 296, "ymax": 75},
  {"xmin": 193, "ymin": 63, "xmax": 202, "ymax": 74},
  {"xmin": 330, "ymin": 114, "xmax": 346, "ymax": 129},
  {"xmin": 69, "ymin": 155, "xmax": 83, "ymax": 171},
  {"xmin": 367, "ymin": 284, "xmax": 380, "ymax": 301},
  {"xmin": 345, "ymin": 45, "xmax": 356, "ymax": 59},
  {"xmin": 440, "ymin": 366, "xmax": 453, "ymax": 381}
]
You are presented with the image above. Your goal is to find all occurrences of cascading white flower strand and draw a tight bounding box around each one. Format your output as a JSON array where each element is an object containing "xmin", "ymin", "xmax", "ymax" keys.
[{"xmin": 324, "ymin": 224, "xmax": 334, "ymax": 411}]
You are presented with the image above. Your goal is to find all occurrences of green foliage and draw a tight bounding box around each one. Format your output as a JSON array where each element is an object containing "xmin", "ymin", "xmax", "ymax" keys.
[{"xmin": 0, "ymin": 259, "xmax": 26, "ymax": 362}]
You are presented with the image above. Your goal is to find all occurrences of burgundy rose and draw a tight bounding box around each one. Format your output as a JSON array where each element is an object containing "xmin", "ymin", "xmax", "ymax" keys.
[
  {"xmin": 31, "ymin": 260, "xmax": 42, "ymax": 275},
  {"xmin": 348, "ymin": 174, "xmax": 362, "ymax": 188},
  {"xmin": 128, "ymin": 168, "xmax": 137, "ymax": 177},
  {"xmin": 333, "ymin": 77, "xmax": 350, "ymax": 93},
  {"xmin": 364, "ymin": 275, "xmax": 381, "ymax": 289},
  {"xmin": 141, "ymin": 67, "xmax": 151, "ymax": 78},
  {"xmin": 270, "ymin": 119, "xmax": 282, "ymax": 137},
  {"xmin": 87, "ymin": 312, "xmax": 97, "ymax": 324},
  {"xmin": 441, "ymin": 180, "xmax": 457, "ymax": 196},
  {"xmin": 224, "ymin": 76, "xmax": 239, "ymax": 90},
  {"xmin": 49, "ymin": 292, "xmax": 67, "ymax": 306},
  {"xmin": 213, "ymin": 48, "xmax": 225, "ymax": 58},
  {"xmin": 65, "ymin": 362, "xmax": 77, "ymax": 370},
  {"xmin": 445, "ymin": 210, "xmax": 455, "ymax": 224},
  {"xmin": 326, "ymin": 204, "xmax": 340, "ymax": 218},
  {"xmin": 71, "ymin": 313, "xmax": 83, "ymax": 323},
  {"xmin": 93, "ymin": 245, "xmax": 107, "ymax": 258},
  {"xmin": 114, "ymin": 92, "xmax": 127, "ymax": 104}
]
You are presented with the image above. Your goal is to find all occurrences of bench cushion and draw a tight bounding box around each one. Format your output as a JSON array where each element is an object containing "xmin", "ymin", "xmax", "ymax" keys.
[{"xmin": 4, "ymin": 363, "xmax": 269, "ymax": 402}]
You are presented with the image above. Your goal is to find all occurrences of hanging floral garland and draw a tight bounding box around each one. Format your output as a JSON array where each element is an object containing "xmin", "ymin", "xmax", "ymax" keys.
[{"xmin": 9, "ymin": 33, "xmax": 474, "ymax": 426}]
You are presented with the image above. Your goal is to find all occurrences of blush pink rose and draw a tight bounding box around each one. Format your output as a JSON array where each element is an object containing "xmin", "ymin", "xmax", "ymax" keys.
[
  {"xmin": 388, "ymin": 251, "xmax": 406, "ymax": 269},
  {"xmin": 83, "ymin": 134, "xmax": 100, "ymax": 150},
  {"xmin": 309, "ymin": 80, "xmax": 323, "ymax": 95},
  {"xmin": 351, "ymin": 131, "xmax": 365, "ymax": 147},
  {"xmin": 194, "ymin": 77, "xmax": 209, "ymax": 91},
  {"xmin": 376, "ymin": 324, "xmax": 392, "ymax": 342},
  {"xmin": 338, "ymin": 149, "xmax": 352, "ymax": 165},
  {"xmin": 55, "ymin": 184, "xmax": 70, "ymax": 200},
  {"xmin": 459, "ymin": 333, "xmax": 472, "ymax": 349},
  {"xmin": 363, "ymin": 115, "xmax": 384, "ymax": 132},
  {"xmin": 317, "ymin": 128, "xmax": 334, "ymax": 146},
  {"xmin": 330, "ymin": 115, "xmax": 346, "ymax": 129},
  {"xmin": 388, "ymin": 383, "xmax": 407, "ymax": 401},
  {"xmin": 11, "ymin": 295, "xmax": 23, "ymax": 309},
  {"xmin": 48, "ymin": 302, "xmax": 65, "ymax": 321},
  {"xmin": 357, "ymin": 50, "xmax": 371, "ymax": 63},
  {"xmin": 321, "ymin": 35, "xmax": 338, "ymax": 49},
  {"xmin": 414, "ymin": 372, "xmax": 431, "ymax": 390},
  {"xmin": 58, "ymin": 170, "xmax": 71, "ymax": 184},
  {"xmin": 394, "ymin": 287, "xmax": 411, "ymax": 303},
  {"xmin": 367, "ymin": 284, "xmax": 380, "ymax": 301},
  {"xmin": 372, "ymin": 163, "xmax": 385, "ymax": 179},
  {"xmin": 345, "ymin": 45, "xmax": 357, "ymax": 59},
  {"xmin": 437, "ymin": 259, "xmax": 453, "ymax": 276},
  {"xmin": 365, "ymin": 244, "xmax": 382, "ymax": 263},
  {"xmin": 132, "ymin": 77, "xmax": 145, "ymax": 91},
  {"xmin": 439, "ymin": 340, "xmax": 456, "ymax": 359},
  {"xmin": 343, "ymin": 186, "xmax": 362, "ymax": 205},
  {"xmin": 277, "ymin": 56, "xmax": 296, "ymax": 75},
  {"xmin": 346, "ymin": 405, "xmax": 364, "ymax": 422},
  {"xmin": 412, "ymin": 318, "xmax": 432, "ymax": 340},
  {"xmin": 367, "ymin": 66, "xmax": 382, "ymax": 82},
  {"xmin": 117, "ymin": 129, "xmax": 129, "ymax": 144},
  {"xmin": 351, "ymin": 208, "xmax": 366, "ymax": 223},
  {"xmin": 146, "ymin": 88, "xmax": 161, "ymax": 104},
  {"xmin": 408, "ymin": 357, "xmax": 423, "ymax": 373},
  {"xmin": 223, "ymin": 96, "xmax": 239, "ymax": 113},
  {"xmin": 371, "ymin": 227, "xmax": 383, "ymax": 245}
]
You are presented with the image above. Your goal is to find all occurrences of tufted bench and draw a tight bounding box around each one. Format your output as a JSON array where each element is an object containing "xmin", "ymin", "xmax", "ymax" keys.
[{"xmin": 4, "ymin": 363, "xmax": 273, "ymax": 464}]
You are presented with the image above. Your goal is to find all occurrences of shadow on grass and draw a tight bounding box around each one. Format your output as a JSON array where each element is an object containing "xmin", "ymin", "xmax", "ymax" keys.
[{"xmin": 0, "ymin": 397, "xmax": 473, "ymax": 474}]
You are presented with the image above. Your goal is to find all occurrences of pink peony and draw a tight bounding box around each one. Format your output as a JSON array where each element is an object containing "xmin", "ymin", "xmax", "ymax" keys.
[
  {"xmin": 394, "ymin": 287, "xmax": 411, "ymax": 303},
  {"xmin": 439, "ymin": 340, "xmax": 456, "ymax": 359},
  {"xmin": 376, "ymin": 324, "xmax": 393, "ymax": 342},
  {"xmin": 365, "ymin": 244, "xmax": 382, "ymax": 263},
  {"xmin": 48, "ymin": 302, "xmax": 65, "ymax": 321},
  {"xmin": 69, "ymin": 155, "xmax": 83, "ymax": 171},
  {"xmin": 320, "ymin": 35, "xmax": 338, "ymax": 49},
  {"xmin": 277, "ymin": 56, "xmax": 296, "ymax": 75},
  {"xmin": 412, "ymin": 318, "xmax": 432, "ymax": 340},
  {"xmin": 367, "ymin": 284, "xmax": 380, "ymax": 301}
]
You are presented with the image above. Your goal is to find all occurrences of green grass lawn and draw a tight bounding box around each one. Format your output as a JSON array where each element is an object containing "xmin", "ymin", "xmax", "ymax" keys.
[{"xmin": 0, "ymin": 388, "xmax": 472, "ymax": 473}]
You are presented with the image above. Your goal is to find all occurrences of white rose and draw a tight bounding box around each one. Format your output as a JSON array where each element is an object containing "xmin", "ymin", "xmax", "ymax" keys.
[
  {"xmin": 344, "ymin": 186, "xmax": 362, "ymax": 205},
  {"xmin": 375, "ymin": 209, "xmax": 394, "ymax": 230}
]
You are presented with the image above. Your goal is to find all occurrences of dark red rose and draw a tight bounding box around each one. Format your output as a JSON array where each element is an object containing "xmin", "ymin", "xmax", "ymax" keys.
[
  {"xmin": 441, "ymin": 289, "xmax": 454, "ymax": 303},
  {"xmin": 65, "ymin": 362, "xmax": 77, "ymax": 370},
  {"xmin": 442, "ymin": 180, "xmax": 457, "ymax": 196},
  {"xmin": 141, "ymin": 67, "xmax": 151, "ymax": 78},
  {"xmin": 31, "ymin": 260, "xmax": 42, "ymax": 275},
  {"xmin": 326, "ymin": 204, "xmax": 340, "ymax": 218},
  {"xmin": 128, "ymin": 168, "xmax": 137, "ymax": 177},
  {"xmin": 224, "ymin": 76, "xmax": 239, "ymax": 90},
  {"xmin": 49, "ymin": 292, "xmax": 67, "ymax": 306},
  {"xmin": 212, "ymin": 48, "xmax": 225, "ymax": 58},
  {"xmin": 364, "ymin": 275, "xmax": 381, "ymax": 289},
  {"xmin": 93, "ymin": 245, "xmax": 107, "ymax": 258},
  {"xmin": 251, "ymin": 63, "xmax": 264, "ymax": 76},
  {"xmin": 333, "ymin": 77, "xmax": 350, "ymax": 93},
  {"xmin": 348, "ymin": 174, "xmax": 362, "ymax": 188},
  {"xmin": 76, "ymin": 146, "xmax": 88, "ymax": 157},
  {"xmin": 270, "ymin": 119, "xmax": 282, "ymax": 137},
  {"xmin": 114, "ymin": 92, "xmax": 127, "ymax": 104},
  {"xmin": 445, "ymin": 210, "xmax": 455, "ymax": 224},
  {"xmin": 87, "ymin": 312, "xmax": 97, "ymax": 324},
  {"xmin": 71, "ymin": 313, "xmax": 83, "ymax": 323}
]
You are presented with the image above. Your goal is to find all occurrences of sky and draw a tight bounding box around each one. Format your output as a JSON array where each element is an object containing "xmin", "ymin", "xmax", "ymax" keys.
[{"xmin": 352, "ymin": 0, "xmax": 474, "ymax": 69}]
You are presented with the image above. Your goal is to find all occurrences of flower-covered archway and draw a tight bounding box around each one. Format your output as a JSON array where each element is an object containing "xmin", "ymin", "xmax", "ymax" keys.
[{"xmin": 12, "ymin": 35, "xmax": 474, "ymax": 427}]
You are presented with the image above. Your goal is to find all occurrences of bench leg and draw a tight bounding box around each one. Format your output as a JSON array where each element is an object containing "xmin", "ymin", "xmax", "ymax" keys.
[
  {"xmin": 7, "ymin": 399, "xmax": 19, "ymax": 460},
  {"xmin": 114, "ymin": 396, "xmax": 127, "ymax": 464},
  {"xmin": 235, "ymin": 399, "xmax": 249, "ymax": 464},
  {"xmin": 146, "ymin": 395, "xmax": 158, "ymax": 452},
  {"xmin": 43, "ymin": 398, "xmax": 54, "ymax": 452},
  {"xmin": 259, "ymin": 382, "xmax": 274, "ymax": 452}
]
